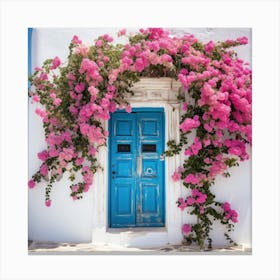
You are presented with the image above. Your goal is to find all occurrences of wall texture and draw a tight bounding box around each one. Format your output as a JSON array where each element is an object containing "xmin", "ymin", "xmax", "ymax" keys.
[{"xmin": 28, "ymin": 28, "xmax": 252, "ymax": 247}]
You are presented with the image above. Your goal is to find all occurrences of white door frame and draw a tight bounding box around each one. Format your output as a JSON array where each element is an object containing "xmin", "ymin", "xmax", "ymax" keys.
[{"xmin": 91, "ymin": 78, "xmax": 184, "ymax": 248}]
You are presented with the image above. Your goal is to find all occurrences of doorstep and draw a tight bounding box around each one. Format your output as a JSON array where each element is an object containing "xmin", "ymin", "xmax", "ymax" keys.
[
  {"xmin": 28, "ymin": 240, "xmax": 252, "ymax": 255},
  {"xmin": 91, "ymin": 227, "xmax": 170, "ymax": 248}
]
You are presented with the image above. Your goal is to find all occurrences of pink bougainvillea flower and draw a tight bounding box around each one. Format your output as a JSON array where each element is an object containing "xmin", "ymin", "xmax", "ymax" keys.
[
  {"xmin": 186, "ymin": 197, "xmax": 195, "ymax": 206},
  {"xmin": 182, "ymin": 102, "xmax": 188, "ymax": 112},
  {"xmin": 203, "ymin": 139, "xmax": 211, "ymax": 147},
  {"xmin": 39, "ymin": 72, "xmax": 48, "ymax": 81},
  {"xmin": 108, "ymin": 102, "xmax": 117, "ymax": 113},
  {"xmin": 192, "ymin": 188, "xmax": 200, "ymax": 197},
  {"xmin": 28, "ymin": 180, "xmax": 35, "ymax": 189},
  {"xmin": 95, "ymin": 40, "xmax": 103, "ymax": 47},
  {"xmin": 184, "ymin": 174, "xmax": 200, "ymax": 185},
  {"xmin": 45, "ymin": 199, "xmax": 52, "ymax": 207},
  {"xmin": 203, "ymin": 123, "xmax": 213, "ymax": 132},
  {"xmin": 75, "ymin": 44, "xmax": 89, "ymax": 57},
  {"xmin": 177, "ymin": 197, "xmax": 187, "ymax": 211},
  {"xmin": 75, "ymin": 157, "xmax": 84, "ymax": 166},
  {"xmin": 32, "ymin": 95, "xmax": 40, "ymax": 103},
  {"xmin": 184, "ymin": 148, "xmax": 192, "ymax": 156},
  {"xmin": 56, "ymin": 168, "xmax": 62, "ymax": 175},
  {"xmin": 223, "ymin": 202, "xmax": 231, "ymax": 212},
  {"xmin": 224, "ymin": 139, "xmax": 248, "ymax": 160},
  {"xmin": 71, "ymin": 185, "xmax": 79, "ymax": 192},
  {"xmin": 88, "ymin": 146, "xmax": 97, "ymax": 156},
  {"xmin": 179, "ymin": 117, "xmax": 200, "ymax": 133},
  {"xmin": 40, "ymin": 164, "xmax": 48, "ymax": 176},
  {"xmin": 53, "ymin": 98, "xmax": 62, "ymax": 106},
  {"xmin": 66, "ymin": 73, "xmax": 76, "ymax": 80},
  {"xmin": 102, "ymin": 34, "xmax": 113, "ymax": 42},
  {"xmin": 58, "ymin": 148, "xmax": 71, "ymax": 162},
  {"xmin": 79, "ymin": 59, "xmax": 97, "ymax": 73},
  {"xmin": 223, "ymin": 202, "xmax": 238, "ymax": 223},
  {"xmin": 103, "ymin": 56, "xmax": 110, "ymax": 63},
  {"xmin": 148, "ymin": 28, "xmax": 169, "ymax": 40},
  {"xmin": 83, "ymin": 184, "xmax": 91, "ymax": 192},
  {"xmin": 236, "ymin": 36, "xmax": 248, "ymax": 45},
  {"xmin": 50, "ymin": 56, "xmax": 61, "ymax": 70},
  {"xmin": 117, "ymin": 28, "xmax": 126, "ymax": 37},
  {"xmin": 49, "ymin": 148, "xmax": 59, "ymax": 157},
  {"xmin": 72, "ymin": 35, "xmax": 82, "ymax": 45},
  {"xmin": 125, "ymin": 105, "xmax": 132, "ymax": 113},
  {"xmin": 160, "ymin": 54, "xmax": 172, "ymax": 63},
  {"xmin": 134, "ymin": 58, "xmax": 146, "ymax": 72},
  {"xmin": 231, "ymin": 213, "xmax": 238, "ymax": 223},
  {"xmin": 209, "ymin": 160, "xmax": 227, "ymax": 178},
  {"xmin": 200, "ymin": 206, "xmax": 205, "ymax": 214},
  {"xmin": 182, "ymin": 224, "xmax": 192, "ymax": 234},
  {"xmin": 74, "ymin": 82, "xmax": 85, "ymax": 94},
  {"xmin": 196, "ymin": 193, "xmax": 207, "ymax": 204},
  {"xmin": 171, "ymin": 171, "xmax": 181, "ymax": 182},
  {"xmin": 191, "ymin": 137, "xmax": 202, "ymax": 155},
  {"xmin": 34, "ymin": 66, "xmax": 43, "ymax": 71},
  {"xmin": 50, "ymin": 92, "xmax": 56, "ymax": 99},
  {"xmin": 35, "ymin": 108, "xmax": 48, "ymax": 119},
  {"xmin": 204, "ymin": 40, "xmax": 215, "ymax": 53},
  {"xmin": 88, "ymin": 86, "xmax": 98, "ymax": 101},
  {"xmin": 203, "ymin": 157, "xmax": 212, "ymax": 164},
  {"xmin": 108, "ymin": 71, "xmax": 118, "ymax": 84},
  {"xmin": 37, "ymin": 150, "xmax": 48, "ymax": 161}
]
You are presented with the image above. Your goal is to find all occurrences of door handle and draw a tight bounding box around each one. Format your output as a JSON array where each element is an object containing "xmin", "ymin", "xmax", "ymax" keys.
[{"xmin": 137, "ymin": 155, "xmax": 142, "ymax": 176}]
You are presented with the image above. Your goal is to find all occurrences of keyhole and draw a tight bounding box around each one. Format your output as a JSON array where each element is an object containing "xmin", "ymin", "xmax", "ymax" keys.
[{"xmin": 146, "ymin": 168, "xmax": 153, "ymax": 175}]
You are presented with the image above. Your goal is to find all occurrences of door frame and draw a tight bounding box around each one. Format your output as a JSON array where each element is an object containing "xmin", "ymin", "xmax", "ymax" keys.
[
  {"xmin": 91, "ymin": 78, "xmax": 183, "ymax": 246},
  {"xmin": 108, "ymin": 108, "xmax": 165, "ymax": 228}
]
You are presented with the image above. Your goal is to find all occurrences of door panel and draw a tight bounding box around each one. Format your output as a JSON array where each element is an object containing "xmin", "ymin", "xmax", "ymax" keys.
[
  {"xmin": 110, "ymin": 113, "xmax": 136, "ymax": 227},
  {"xmin": 116, "ymin": 119, "xmax": 133, "ymax": 136},
  {"xmin": 115, "ymin": 184, "xmax": 132, "ymax": 214},
  {"xmin": 116, "ymin": 160, "xmax": 133, "ymax": 177},
  {"xmin": 136, "ymin": 112, "xmax": 164, "ymax": 226},
  {"xmin": 141, "ymin": 120, "xmax": 158, "ymax": 136},
  {"xmin": 141, "ymin": 183, "xmax": 158, "ymax": 213},
  {"xmin": 110, "ymin": 110, "xmax": 164, "ymax": 227}
]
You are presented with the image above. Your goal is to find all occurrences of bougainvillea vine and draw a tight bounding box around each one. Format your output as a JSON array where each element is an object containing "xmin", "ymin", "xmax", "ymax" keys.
[{"xmin": 28, "ymin": 28, "xmax": 252, "ymax": 249}]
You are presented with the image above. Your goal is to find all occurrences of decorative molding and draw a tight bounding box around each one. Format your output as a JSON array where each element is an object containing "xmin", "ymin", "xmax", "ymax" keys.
[{"xmin": 127, "ymin": 77, "xmax": 182, "ymax": 103}]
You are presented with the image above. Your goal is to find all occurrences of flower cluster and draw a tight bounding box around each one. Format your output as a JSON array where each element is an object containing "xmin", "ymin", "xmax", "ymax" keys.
[
  {"xmin": 171, "ymin": 166, "xmax": 184, "ymax": 182},
  {"xmin": 28, "ymin": 28, "xmax": 251, "ymax": 249},
  {"xmin": 182, "ymin": 224, "xmax": 192, "ymax": 234},
  {"xmin": 179, "ymin": 116, "xmax": 200, "ymax": 133},
  {"xmin": 223, "ymin": 202, "xmax": 238, "ymax": 223},
  {"xmin": 178, "ymin": 189, "xmax": 207, "ymax": 212}
]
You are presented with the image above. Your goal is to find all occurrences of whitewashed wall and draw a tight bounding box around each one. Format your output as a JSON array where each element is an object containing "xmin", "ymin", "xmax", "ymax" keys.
[{"xmin": 28, "ymin": 28, "xmax": 251, "ymax": 247}]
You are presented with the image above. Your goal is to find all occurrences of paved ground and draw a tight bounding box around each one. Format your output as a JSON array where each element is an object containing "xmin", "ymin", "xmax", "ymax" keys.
[{"xmin": 28, "ymin": 241, "xmax": 251, "ymax": 255}]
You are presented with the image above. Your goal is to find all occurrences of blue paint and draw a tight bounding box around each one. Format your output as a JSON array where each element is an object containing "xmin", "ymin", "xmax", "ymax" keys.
[
  {"xmin": 28, "ymin": 28, "xmax": 33, "ymax": 88},
  {"xmin": 109, "ymin": 109, "xmax": 165, "ymax": 227}
]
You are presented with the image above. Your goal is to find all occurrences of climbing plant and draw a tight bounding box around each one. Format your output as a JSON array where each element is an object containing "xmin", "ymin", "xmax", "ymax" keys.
[{"xmin": 28, "ymin": 28, "xmax": 252, "ymax": 249}]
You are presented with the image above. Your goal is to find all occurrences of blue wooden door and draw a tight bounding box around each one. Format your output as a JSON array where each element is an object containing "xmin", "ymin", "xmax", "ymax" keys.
[{"xmin": 110, "ymin": 109, "xmax": 165, "ymax": 227}]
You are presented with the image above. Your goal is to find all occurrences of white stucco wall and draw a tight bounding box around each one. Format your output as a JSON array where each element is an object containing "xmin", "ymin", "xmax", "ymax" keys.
[{"xmin": 28, "ymin": 28, "xmax": 252, "ymax": 247}]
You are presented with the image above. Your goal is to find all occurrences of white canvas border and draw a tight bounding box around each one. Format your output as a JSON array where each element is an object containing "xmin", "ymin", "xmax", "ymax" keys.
[{"xmin": 0, "ymin": 0, "xmax": 279, "ymax": 280}]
